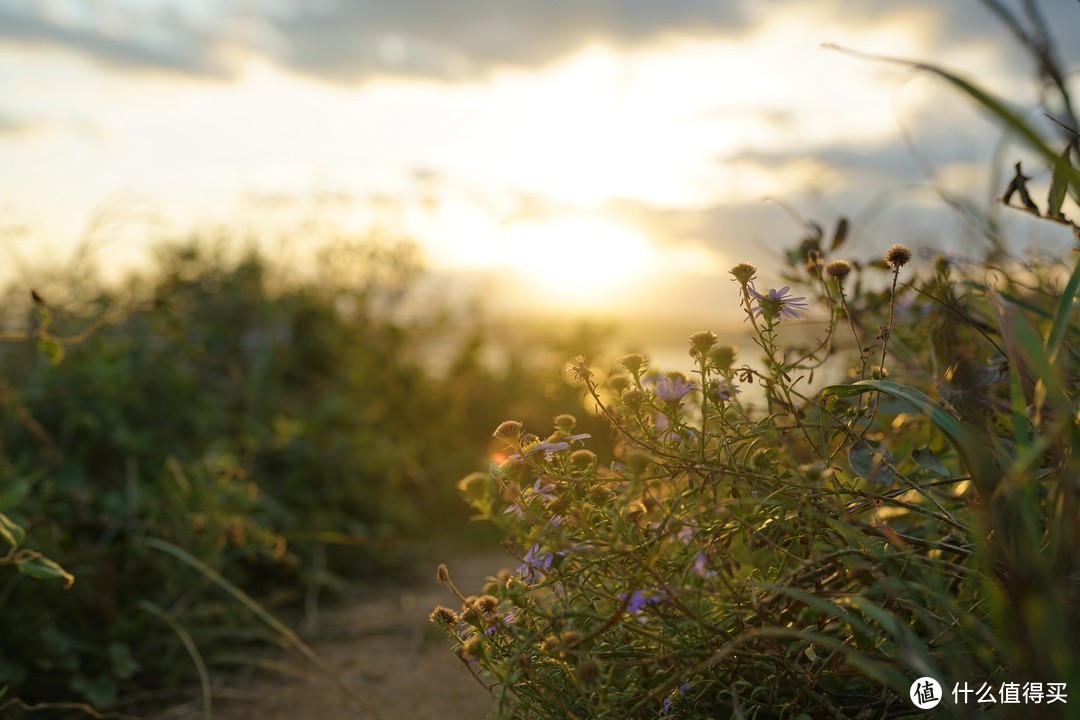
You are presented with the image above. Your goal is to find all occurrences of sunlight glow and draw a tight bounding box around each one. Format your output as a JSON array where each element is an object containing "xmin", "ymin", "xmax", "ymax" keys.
[{"xmin": 497, "ymin": 217, "xmax": 653, "ymax": 310}]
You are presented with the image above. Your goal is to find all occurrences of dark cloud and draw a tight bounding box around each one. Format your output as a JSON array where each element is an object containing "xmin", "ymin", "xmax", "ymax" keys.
[
  {"xmin": 0, "ymin": 2, "xmax": 234, "ymax": 77},
  {"xmin": 263, "ymin": 0, "xmax": 753, "ymax": 84},
  {"xmin": 0, "ymin": 0, "xmax": 1074, "ymax": 89},
  {"xmin": 261, "ymin": 0, "xmax": 1080, "ymax": 86},
  {"xmin": 0, "ymin": 111, "xmax": 31, "ymax": 135}
]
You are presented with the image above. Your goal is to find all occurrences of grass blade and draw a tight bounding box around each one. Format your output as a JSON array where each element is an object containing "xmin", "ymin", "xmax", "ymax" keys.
[
  {"xmin": 1045, "ymin": 253, "xmax": 1080, "ymax": 362},
  {"xmin": 139, "ymin": 537, "xmax": 385, "ymax": 720},
  {"xmin": 139, "ymin": 600, "xmax": 212, "ymax": 720},
  {"xmin": 824, "ymin": 44, "xmax": 1080, "ymax": 189}
]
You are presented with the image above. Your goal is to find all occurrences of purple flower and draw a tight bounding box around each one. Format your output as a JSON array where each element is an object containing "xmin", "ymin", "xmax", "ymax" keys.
[
  {"xmin": 485, "ymin": 611, "xmax": 517, "ymax": 637},
  {"xmin": 521, "ymin": 478, "xmax": 558, "ymax": 506},
  {"xmin": 502, "ymin": 481, "xmax": 556, "ymax": 517},
  {"xmin": 662, "ymin": 682, "xmax": 692, "ymax": 715},
  {"xmin": 517, "ymin": 543, "xmax": 555, "ymax": 583},
  {"xmin": 708, "ymin": 378, "xmax": 737, "ymax": 402},
  {"xmin": 654, "ymin": 376, "xmax": 696, "ymax": 402},
  {"xmin": 748, "ymin": 284, "xmax": 809, "ymax": 321},
  {"xmin": 621, "ymin": 589, "xmax": 664, "ymax": 614},
  {"xmin": 692, "ymin": 551, "xmax": 717, "ymax": 578},
  {"xmin": 509, "ymin": 434, "xmax": 591, "ymax": 461}
]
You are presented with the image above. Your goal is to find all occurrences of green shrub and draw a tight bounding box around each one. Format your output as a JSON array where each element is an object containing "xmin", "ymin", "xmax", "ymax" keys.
[{"xmin": 0, "ymin": 235, "xmax": 595, "ymax": 712}]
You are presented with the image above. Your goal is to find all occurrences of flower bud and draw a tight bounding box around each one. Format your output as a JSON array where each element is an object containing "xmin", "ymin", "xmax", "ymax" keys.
[
  {"xmin": 622, "ymin": 387, "xmax": 644, "ymax": 408},
  {"xmin": 709, "ymin": 345, "xmax": 737, "ymax": 371},
  {"xmin": 618, "ymin": 353, "xmax": 647, "ymax": 377},
  {"xmin": 688, "ymin": 330, "xmax": 718, "ymax": 357}
]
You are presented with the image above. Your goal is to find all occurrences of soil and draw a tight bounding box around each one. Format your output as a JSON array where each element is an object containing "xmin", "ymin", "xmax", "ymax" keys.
[{"xmin": 193, "ymin": 545, "xmax": 515, "ymax": 720}]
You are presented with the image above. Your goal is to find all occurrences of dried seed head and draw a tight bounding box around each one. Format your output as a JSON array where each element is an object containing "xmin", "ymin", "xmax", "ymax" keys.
[
  {"xmin": 885, "ymin": 243, "xmax": 912, "ymax": 269},
  {"xmin": 462, "ymin": 636, "xmax": 485, "ymax": 660},
  {"xmin": 570, "ymin": 449, "xmax": 596, "ymax": 467},
  {"xmin": 498, "ymin": 456, "xmax": 526, "ymax": 481},
  {"xmin": 576, "ymin": 657, "xmax": 601, "ymax": 686},
  {"xmin": 461, "ymin": 602, "xmax": 482, "ymax": 624},
  {"xmin": 476, "ymin": 595, "xmax": 499, "ymax": 614},
  {"xmin": 729, "ymin": 262, "xmax": 758, "ymax": 285},
  {"xmin": 429, "ymin": 605, "xmax": 459, "ymax": 626},
  {"xmin": 492, "ymin": 420, "xmax": 524, "ymax": 441},
  {"xmin": 553, "ymin": 414, "xmax": 577, "ymax": 432},
  {"xmin": 540, "ymin": 635, "xmax": 559, "ymax": 653},
  {"xmin": 621, "ymin": 387, "xmax": 644, "ymax": 408},
  {"xmin": 826, "ymin": 259, "xmax": 852, "ymax": 281}
]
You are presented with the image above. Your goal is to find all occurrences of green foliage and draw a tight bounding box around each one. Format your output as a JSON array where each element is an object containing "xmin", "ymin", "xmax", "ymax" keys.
[{"xmin": 0, "ymin": 236, "xmax": 591, "ymax": 712}]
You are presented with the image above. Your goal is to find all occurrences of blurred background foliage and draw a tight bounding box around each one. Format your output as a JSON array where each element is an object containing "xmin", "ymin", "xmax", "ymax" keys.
[{"xmin": 0, "ymin": 232, "xmax": 611, "ymax": 713}]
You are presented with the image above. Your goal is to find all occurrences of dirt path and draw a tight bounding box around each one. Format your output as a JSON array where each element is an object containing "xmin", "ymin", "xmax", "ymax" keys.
[{"xmin": 207, "ymin": 546, "xmax": 514, "ymax": 720}]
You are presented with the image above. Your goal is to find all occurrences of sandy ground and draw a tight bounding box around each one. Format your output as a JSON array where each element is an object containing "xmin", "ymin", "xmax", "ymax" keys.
[{"xmin": 197, "ymin": 546, "xmax": 515, "ymax": 720}]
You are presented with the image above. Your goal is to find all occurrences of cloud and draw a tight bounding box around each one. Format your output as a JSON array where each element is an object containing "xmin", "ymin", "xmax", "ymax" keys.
[
  {"xmin": 258, "ymin": 0, "xmax": 1080, "ymax": 86},
  {"xmin": 262, "ymin": 0, "xmax": 754, "ymax": 84},
  {"xmin": 0, "ymin": 0, "xmax": 235, "ymax": 77},
  {"xmin": 0, "ymin": 0, "xmax": 1075, "ymax": 91},
  {"xmin": 0, "ymin": 110, "xmax": 32, "ymax": 135}
]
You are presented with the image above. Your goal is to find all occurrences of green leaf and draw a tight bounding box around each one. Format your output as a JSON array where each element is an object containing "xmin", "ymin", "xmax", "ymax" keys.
[
  {"xmin": 844, "ymin": 595, "xmax": 944, "ymax": 680},
  {"xmin": 821, "ymin": 379, "xmax": 997, "ymax": 491},
  {"xmin": 848, "ymin": 442, "xmax": 895, "ymax": 485},
  {"xmin": 1047, "ymin": 140, "xmax": 1077, "ymax": 219},
  {"xmin": 822, "ymin": 381, "xmax": 973, "ymax": 450},
  {"xmin": 36, "ymin": 338, "xmax": 65, "ymax": 366},
  {"xmin": 911, "ymin": 446, "xmax": 950, "ymax": 478},
  {"xmin": 14, "ymin": 552, "xmax": 74, "ymax": 588},
  {"xmin": 70, "ymin": 674, "xmax": 118, "ymax": 709},
  {"xmin": 108, "ymin": 642, "xmax": 141, "ymax": 680},
  {"xmin": 1045, "ymin": 252, "xmax": 1080, "ymax": 363},
  {"xmin": 0, "ymin": 512, "xmax": 25, "ymax": 551},
  {"xmin": 0, "ymin": 478, "xmax": 31, "ymax": 512}
]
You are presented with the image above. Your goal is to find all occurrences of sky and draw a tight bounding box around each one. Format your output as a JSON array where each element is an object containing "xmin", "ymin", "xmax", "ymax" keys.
[{"xmin": 1, "ymin": 0, "xmax": 1077, "ymax": 324}]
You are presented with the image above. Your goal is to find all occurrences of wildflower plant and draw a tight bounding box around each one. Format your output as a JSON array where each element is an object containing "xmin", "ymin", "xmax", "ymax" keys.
[
  {"xmin": 431, "ymin": 15, "xmax": 1080, "ymax": 716},
  {"xmin": 434, "ymin": 149, "xmax": 1080, "ymax": 717}
]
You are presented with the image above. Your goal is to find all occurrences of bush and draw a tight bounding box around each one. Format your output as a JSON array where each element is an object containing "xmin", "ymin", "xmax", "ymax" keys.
[{"xmin": 0, "ymin": 235, "xmax": 596, "ymax": 712}]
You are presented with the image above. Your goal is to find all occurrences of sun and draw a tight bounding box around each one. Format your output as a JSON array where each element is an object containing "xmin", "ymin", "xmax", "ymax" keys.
[{"xmin": 496, "ymin": 217, "xmax": 654, "ymax": 311}]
